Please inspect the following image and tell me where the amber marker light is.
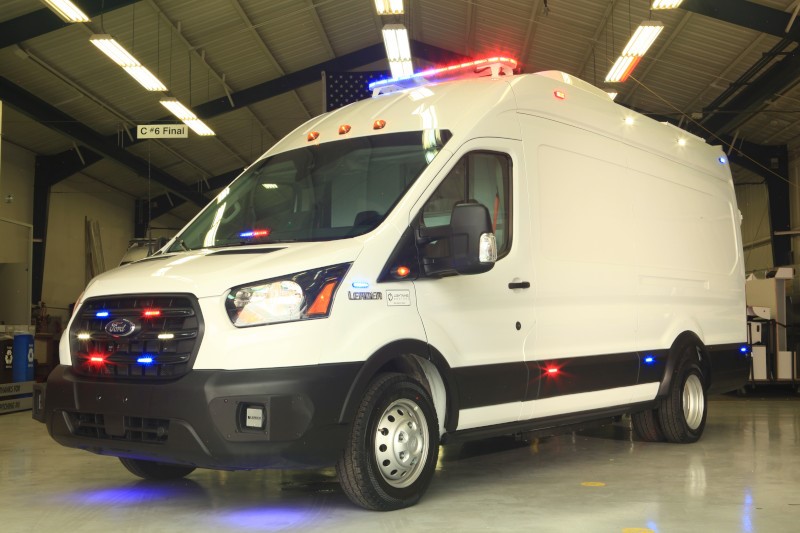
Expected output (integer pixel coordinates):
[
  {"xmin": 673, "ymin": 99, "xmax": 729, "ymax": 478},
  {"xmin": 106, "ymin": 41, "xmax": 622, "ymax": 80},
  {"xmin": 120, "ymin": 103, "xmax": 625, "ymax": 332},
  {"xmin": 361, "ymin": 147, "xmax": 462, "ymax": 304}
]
[
  {"xmin": 339, "ymin": 124, "xmax": 351, "ymax": 135},
  {"xmin": 394, "ymin": 265, "xmax": 411, "ymax": 278},
  {"xmin": 307, "ymin": 131, "xmax": 320, "ymax": 142},
  {"xmin": 373, "ymin": 119, "xmax": 386, "ymax": 130},
  {"xmin": 307, "ymin": 281, "xmax": 338, "ymax": 316}
]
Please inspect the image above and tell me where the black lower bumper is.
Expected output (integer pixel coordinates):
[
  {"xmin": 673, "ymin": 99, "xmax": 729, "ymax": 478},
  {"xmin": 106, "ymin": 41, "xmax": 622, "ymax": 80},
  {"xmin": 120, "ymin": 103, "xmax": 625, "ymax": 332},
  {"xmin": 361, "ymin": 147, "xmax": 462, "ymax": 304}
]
[
  {"xmin": 37, "ymin": 363, "xmax": 362, "ymax": 470},
  {"xmin": 707, "ymin": 344, "xmax": 750, "ymax": 395}
]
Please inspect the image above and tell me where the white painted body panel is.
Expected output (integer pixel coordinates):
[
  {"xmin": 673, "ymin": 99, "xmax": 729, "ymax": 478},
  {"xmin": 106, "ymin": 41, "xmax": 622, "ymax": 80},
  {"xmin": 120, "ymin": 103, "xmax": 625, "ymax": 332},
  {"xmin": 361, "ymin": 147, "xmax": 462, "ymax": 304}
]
[{"xmin": 61, "ymin": 70, "xmax": 746, "ymax": 435}]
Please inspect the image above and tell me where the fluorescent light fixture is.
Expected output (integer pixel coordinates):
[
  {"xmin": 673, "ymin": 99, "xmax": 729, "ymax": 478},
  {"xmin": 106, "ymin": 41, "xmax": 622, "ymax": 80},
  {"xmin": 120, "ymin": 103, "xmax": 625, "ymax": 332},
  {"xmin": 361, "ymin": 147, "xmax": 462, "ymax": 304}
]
[
  {"xmin": 621, "ymin": 21, "xmax": 664, "ymax": 57},
  {"xmin": 651, "ymin": 0, "xmax": 683, "ymax": 9},
  {"xmin": 160, "ymin": 97, "xmax": 195, "ymax": 120},
  {"xmin": 41, "ymin": 0, "xmax": 90, "ymax": 22},
  {"xmin": 160, "ymin": 98, "xmax": 216, "ymax": 136},
  {"xmin": 90, "ymin": 34, "xmax": 167, "ymax": 91},
  {"xmin": 605, "ymin": 55, "xmax": 641, "ymax": 83},
  {"xmin": 382, "ymin": 24, "xmax": 411, "ymax": 61},
  {"xmin": 389, "ymin": 59, "xmax": 414, "ymax": 79},
  {"xmin": 123, "ymin": 65, "xmax": 167, "ymax": 91},
  {"xmin": 375, "ymin": 0, "xmax": 404, "ymax": 14},
  {"xmin": 90, "ymin": 34, "xmax": 140, "ymax": 67}
]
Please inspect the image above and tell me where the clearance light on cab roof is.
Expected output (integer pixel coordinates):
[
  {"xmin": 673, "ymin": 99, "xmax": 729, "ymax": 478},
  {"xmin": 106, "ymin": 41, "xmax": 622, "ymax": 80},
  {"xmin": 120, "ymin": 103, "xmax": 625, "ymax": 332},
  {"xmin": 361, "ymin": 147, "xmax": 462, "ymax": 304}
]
[
  {"xmin": 307, "ymin": 131, "xmax": 320, "ymax": 142},
  {"xmin": 369, "ymin": 57, "xmax": 518, "ymax": 95},
  {"xmin": 373, "ymin": 119, "xmax": 386, "ymax": 130},
  {"xmin": 339, "ymin": 124, "xmax": 351, "ymax": 135},
  {"xmin": 554, "ymin": 90, "xmax": 567, "ymax": 100}
]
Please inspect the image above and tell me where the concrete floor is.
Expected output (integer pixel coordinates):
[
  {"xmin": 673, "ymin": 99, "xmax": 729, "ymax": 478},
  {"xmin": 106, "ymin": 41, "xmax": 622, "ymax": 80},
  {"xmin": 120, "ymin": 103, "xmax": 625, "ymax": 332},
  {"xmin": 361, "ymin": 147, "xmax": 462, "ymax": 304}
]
[{"xmin": 1, "ymin": 396, "xmax": 799, "ymax": 532}]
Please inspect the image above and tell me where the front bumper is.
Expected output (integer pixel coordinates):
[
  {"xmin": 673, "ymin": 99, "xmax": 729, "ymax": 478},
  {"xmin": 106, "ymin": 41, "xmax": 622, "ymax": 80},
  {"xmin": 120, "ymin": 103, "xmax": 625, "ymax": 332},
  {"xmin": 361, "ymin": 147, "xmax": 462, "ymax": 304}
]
[{"xmin": 36, "ymin": 363, "xmax": 361, "ymax": 470}]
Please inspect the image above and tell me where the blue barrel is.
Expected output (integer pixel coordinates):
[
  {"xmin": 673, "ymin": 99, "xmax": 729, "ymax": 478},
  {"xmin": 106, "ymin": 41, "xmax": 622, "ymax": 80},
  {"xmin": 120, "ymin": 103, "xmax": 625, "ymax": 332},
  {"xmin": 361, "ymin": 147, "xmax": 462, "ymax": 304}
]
[{"xmin": 12, "ymin": 333, "xmax": 34, "ymax": 382}]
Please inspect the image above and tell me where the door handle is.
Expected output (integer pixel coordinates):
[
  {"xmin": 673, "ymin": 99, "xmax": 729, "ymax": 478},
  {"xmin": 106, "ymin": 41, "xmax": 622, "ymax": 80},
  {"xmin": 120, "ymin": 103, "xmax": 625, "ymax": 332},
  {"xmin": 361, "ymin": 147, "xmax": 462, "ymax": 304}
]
[{"xmin": 508, "ymin": 281, "xmax": 531, "ymax": 290}]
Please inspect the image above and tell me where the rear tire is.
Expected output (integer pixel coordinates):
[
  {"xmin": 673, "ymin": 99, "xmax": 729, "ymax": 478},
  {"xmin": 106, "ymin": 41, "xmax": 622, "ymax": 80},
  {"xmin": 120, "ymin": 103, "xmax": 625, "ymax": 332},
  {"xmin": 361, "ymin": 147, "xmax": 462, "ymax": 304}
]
[
  {"xmin": 658, "ymin": 347, "xmax": 707, "ymax": 444},
  {"xmin": 631, "ymin": 408, "xmax": 665, "ymax": 442},
  {"xmin": 336, "ymin": 373, "xmax": 439, "ymax": 511},
  {"xmin": 119, "ymin": 457, "xmax": 196, "ymax": 480}
]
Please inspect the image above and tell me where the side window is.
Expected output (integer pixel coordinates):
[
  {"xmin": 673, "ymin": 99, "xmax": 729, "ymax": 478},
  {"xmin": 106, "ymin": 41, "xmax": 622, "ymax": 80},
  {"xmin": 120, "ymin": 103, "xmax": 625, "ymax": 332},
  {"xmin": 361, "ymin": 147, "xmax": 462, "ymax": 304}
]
[{"xmin": 421, "ymin": 151, "xmax": 512, "ymax": 255}]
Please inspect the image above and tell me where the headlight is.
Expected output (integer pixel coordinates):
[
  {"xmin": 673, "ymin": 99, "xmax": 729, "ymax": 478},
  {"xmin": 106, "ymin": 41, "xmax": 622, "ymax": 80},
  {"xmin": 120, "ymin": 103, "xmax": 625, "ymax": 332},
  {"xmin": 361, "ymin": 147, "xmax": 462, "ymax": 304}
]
[{"xmin": 225, "ymin": 263, "xmax": 351, "ymax": 327}]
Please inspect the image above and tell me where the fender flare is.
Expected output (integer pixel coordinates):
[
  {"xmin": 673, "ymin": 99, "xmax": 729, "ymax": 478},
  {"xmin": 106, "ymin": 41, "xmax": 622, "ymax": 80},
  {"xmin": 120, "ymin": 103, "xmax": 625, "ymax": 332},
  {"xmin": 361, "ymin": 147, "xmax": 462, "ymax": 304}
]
[
  {"xmin": 656, "ymin": 331, "xmax": 710, "ymax": 398},
  {"xmin": 338, "ymin": 339, "xmax": 460, "ymax": 432}
]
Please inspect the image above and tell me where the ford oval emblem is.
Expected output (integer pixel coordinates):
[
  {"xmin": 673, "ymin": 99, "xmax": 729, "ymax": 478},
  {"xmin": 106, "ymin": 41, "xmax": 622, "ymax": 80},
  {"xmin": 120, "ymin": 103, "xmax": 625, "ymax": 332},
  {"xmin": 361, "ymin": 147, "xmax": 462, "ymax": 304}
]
[{"xmin": 104, "ymin": 318, "xmax": 137, "ymax": 337}]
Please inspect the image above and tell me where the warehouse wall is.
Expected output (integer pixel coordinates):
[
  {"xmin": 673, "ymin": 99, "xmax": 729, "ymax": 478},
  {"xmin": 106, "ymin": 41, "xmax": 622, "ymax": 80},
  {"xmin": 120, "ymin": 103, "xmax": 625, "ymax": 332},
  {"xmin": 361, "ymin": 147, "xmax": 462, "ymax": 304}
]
[
  {"xmin": 736, "ymin": 181, "xmax": 773, "ymax": 274},
  {"xmin": 41, "ymin": 177, "xmax": 134, "ymax": 327},
  {"xmin": 0, "ymin": 139, "xmax": 34, "ymax": 325}
]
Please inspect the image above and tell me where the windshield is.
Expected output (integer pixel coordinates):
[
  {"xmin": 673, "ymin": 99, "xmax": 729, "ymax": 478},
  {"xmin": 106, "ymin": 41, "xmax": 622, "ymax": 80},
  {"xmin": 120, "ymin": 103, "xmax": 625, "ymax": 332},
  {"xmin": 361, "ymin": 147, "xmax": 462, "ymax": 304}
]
[{"xmin": 169, "ymin": 130, "xmax": 452, "ymax": 251}]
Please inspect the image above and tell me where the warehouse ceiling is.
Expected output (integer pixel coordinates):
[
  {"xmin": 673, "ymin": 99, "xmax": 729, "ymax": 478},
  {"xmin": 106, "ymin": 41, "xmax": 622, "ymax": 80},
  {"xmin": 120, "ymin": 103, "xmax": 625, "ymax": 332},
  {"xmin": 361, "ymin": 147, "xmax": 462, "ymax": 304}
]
[{"xmin": 2, "ymin": 0, "xmax": 800, "ymax": 226}]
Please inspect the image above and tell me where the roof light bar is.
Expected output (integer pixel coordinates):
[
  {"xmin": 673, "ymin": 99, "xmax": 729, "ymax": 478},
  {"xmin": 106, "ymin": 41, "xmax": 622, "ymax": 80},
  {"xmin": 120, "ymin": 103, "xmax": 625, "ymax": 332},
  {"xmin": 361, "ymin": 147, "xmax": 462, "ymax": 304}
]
[
  {"xmin": 375, "ymin": 0, "xmax": 404, "ymax": 15},
  {"xmin": 651, "ymin": 0, "xmax": 683, "ymax": 9},
  {"xmin": 42, "ymin": 0, "xmax": 90, "ymax": 22},
  {"xmin": 369, "ymin": 57, "xmax": 518, "ymax": 95},
  {"xmin": 160, "ymin": 98, "xmax": 216, "ymax": 136}
]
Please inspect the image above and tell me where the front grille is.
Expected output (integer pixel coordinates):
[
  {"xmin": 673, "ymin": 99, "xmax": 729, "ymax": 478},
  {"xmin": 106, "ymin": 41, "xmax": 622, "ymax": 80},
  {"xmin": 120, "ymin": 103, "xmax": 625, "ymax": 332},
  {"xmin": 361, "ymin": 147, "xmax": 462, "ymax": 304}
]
[
  {"xmin": 66, "ymin": 412, "xmax": 169, "ymax": 443},
  {"xmin": 70, "ymin": 294, "xmax": 203, "ymax": 380}
]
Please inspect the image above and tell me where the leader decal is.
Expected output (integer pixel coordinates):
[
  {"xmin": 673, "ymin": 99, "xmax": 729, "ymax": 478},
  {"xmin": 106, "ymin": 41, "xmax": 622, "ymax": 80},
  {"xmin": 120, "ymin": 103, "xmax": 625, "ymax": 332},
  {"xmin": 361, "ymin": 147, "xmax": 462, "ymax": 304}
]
[{"xmin": 348, "ymin": 291, "xmax": 383, "ymax": 301}]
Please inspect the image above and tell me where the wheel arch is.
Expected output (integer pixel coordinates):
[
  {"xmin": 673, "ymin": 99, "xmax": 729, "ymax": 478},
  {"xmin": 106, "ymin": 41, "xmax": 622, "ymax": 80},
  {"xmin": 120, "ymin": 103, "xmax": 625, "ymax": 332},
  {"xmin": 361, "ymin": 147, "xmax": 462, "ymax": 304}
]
[
  {"xmin": 656, "ymin": 331, "xmax": 711, "ymax": 398},
  {"xmin": 338, "ymin": 340, "xmax": 460, "ymax": 435}
]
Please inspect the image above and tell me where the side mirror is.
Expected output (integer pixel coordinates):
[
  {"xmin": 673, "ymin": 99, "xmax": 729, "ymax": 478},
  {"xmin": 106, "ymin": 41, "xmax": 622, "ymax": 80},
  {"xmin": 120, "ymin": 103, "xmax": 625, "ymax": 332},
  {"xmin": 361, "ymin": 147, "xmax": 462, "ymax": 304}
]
[{"xmin": 450, "ymin": 202, "xmax": 497, "ymax": 274}]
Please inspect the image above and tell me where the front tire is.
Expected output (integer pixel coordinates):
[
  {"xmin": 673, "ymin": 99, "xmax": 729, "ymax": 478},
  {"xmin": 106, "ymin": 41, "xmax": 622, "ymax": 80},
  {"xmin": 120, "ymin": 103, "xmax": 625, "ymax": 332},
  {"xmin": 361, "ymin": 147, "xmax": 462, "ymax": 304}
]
[
  {"xmin": 336, "ymin": 373, "xmax": 439, "ymax": 511},
  {"xmin": 658, "ymin": 348, "xmax": 707, "ymax": 443},
  {"xmin": 119, "ymin": 457, "xmax": 196, "ymax": 480}
]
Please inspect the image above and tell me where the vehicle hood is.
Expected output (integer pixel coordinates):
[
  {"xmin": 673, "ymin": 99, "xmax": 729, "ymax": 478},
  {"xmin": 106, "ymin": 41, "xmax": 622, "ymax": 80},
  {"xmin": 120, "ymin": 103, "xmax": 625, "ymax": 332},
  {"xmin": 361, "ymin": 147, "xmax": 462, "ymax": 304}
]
[{"xmin": 83, "ymin": 240, "xmax": 363, "ymax": 299}]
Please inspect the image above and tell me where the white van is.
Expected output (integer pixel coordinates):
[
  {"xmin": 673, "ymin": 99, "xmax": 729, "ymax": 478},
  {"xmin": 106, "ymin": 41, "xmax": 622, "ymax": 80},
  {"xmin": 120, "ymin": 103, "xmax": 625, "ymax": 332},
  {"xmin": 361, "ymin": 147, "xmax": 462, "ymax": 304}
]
[{"xmin": 34, "ymin": 59, "xmax": 749, "ymax": 511}]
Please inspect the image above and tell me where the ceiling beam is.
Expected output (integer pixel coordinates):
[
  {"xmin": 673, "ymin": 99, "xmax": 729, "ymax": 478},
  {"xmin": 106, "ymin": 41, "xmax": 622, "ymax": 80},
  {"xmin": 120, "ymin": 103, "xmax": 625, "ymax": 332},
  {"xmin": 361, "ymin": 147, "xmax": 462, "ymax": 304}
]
[
  {"xmin": 0, "ymin": 76, "xmax": 208, "ymax": 207},
  {"xmin": 700, "ymin": 44, "xmax": 800, "ymax": 135},
  {"xmin": 0, "ymin": 0, "xmax": 141, "ymax": 49},
  {"xmin": 681, "ymin": 0, "xmax": 800, "ymax": 41}
]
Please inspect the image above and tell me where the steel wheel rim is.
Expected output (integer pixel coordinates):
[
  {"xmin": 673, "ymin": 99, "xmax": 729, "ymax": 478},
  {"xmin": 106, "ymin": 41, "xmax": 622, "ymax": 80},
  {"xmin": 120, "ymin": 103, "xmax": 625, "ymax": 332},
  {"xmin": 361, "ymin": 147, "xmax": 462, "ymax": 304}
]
[
  {"xmin": 374, "ymin": 398, "xmax": 429, "ymax": 488},
  {"xmin": 682, "ymin": 374, "xmax": 705, "ymax": 430}
]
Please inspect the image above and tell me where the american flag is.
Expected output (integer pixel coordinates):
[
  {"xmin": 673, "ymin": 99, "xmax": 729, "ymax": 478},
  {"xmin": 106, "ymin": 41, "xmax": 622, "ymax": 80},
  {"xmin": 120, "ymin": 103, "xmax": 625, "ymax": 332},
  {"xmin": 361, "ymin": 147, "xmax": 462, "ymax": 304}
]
[{"xmin": 323, "ymin": 70, "xmax": 390, "ymax": 111}]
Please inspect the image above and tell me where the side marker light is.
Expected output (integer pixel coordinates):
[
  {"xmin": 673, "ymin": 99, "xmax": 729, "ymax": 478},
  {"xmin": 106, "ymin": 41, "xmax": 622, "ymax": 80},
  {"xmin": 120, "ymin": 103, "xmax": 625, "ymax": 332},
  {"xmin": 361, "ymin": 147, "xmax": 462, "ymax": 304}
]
[
  {"xmin": 307, "ymin": 281, "xmax": 338, "ymax": 316},
  {"xmin": 394, "ymin": 265, "xmax": 411, "ymax": 278}
]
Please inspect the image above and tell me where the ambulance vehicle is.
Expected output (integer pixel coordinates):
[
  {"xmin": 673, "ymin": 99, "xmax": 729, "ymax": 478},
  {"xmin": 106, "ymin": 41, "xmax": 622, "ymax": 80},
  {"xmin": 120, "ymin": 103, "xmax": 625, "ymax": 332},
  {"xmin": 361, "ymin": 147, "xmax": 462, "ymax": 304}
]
[{"xmin": 34, "ymin": 58, "xmax": 750, "ymax": 511}]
